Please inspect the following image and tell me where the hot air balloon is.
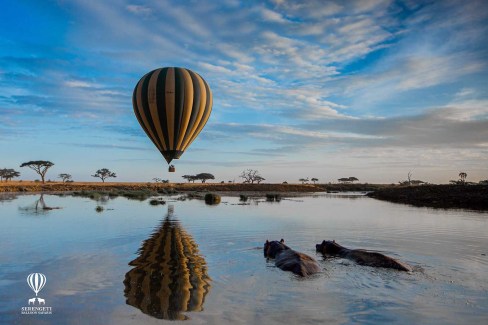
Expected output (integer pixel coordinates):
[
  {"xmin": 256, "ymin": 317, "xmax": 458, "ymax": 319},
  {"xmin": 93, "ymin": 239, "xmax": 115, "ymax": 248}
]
[{"xmin": 132, "ymin": 67, "xmax": 213, "ymax": 172}]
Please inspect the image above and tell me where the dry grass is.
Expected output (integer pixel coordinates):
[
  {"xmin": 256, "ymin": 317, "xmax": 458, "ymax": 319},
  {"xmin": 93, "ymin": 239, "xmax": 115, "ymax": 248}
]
[{"xmin": 0, "ymin": 181, "xmax": 324, "ymax": 193}]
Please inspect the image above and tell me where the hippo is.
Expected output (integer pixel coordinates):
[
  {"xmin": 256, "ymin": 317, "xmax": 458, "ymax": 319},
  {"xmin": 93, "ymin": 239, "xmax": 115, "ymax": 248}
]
[
  {"xmin": 315, "ymin": 240, "xmax": 412, "ymax": 272},
  {"xmin": 264, "ymin": 239, "xmax": 321, "ymax": 277}
]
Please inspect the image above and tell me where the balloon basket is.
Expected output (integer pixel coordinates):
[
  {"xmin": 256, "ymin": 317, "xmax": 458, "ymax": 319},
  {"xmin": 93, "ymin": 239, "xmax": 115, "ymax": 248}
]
[{"xmin": 169, "ymin": 165, "xmax": 175, "ymax": 173}]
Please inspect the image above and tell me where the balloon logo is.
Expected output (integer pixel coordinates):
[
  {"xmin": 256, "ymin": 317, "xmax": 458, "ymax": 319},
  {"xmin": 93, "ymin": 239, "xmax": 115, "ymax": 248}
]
[
  {"xmin": 132, "ymin": 67, "xmax": 213, "ymax": 172},
  {"xmin": 27, "ymin": 273, "xmax": 46, "ymax": 296}
]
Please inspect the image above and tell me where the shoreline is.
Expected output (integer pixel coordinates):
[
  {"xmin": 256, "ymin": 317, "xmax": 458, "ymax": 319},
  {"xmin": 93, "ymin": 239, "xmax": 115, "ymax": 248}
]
[
  {"xmin": 367, "ymin": 184, "xmax": 488, "ymax": 211},
  {"xmin": 1, "ymin": 182, "xmax": 487, "ymax": 211}
]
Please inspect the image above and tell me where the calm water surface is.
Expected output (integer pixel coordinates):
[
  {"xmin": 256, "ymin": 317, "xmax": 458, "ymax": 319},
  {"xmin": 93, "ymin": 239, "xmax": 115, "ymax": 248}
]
[{"xmin": 1, "ymin": 193, "xmax": 487, "ymax": 324}]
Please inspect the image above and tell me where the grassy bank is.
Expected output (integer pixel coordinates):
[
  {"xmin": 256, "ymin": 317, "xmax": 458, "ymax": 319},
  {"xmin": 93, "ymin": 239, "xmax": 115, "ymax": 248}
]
[
  {"xmin": 0, "ymin": 181, "xmax": 324, "ymax": 193},
  {"xmin": 367, "ymin": 185, "xmax": 488, "ymax": 211}
]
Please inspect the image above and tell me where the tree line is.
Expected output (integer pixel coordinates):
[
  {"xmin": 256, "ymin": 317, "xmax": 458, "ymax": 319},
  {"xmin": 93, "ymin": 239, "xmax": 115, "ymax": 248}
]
[
  {"xmin": 0, "ymin": 160, "xmax": 118, "ymax": 183},
  {"xmin": 4, "ymin": 162, "xmax": 485, "ymax": 185}
]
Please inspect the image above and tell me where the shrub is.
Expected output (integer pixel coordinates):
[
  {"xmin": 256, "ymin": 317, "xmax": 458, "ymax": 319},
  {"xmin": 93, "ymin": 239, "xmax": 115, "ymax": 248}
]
[{"xmin": 204, "ymin": 193, "xmax": 221, "ymax": 205}]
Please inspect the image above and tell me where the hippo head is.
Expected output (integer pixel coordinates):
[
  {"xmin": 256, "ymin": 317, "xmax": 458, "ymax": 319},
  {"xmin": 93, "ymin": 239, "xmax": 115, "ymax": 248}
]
[
  {"xmin": 264, "ymin": 239, "xmax": 289, "ymax": 258},
  {"xmin": 316, "ymin": 240, "xmax": 342, "ymax": 255}
]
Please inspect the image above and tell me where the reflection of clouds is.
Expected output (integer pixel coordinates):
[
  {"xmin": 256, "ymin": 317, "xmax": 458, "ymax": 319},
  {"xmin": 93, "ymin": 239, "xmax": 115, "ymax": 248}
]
[
  {"xmin": 48, "ymin": 254, "xmax": 118, "ymax": 296},
  {"xmin": 124, "ymin": 205, "xmax": 211, "ymax": 320}
]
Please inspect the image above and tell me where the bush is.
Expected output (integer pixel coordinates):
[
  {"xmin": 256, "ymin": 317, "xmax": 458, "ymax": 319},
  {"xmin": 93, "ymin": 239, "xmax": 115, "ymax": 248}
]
[{"xmin": 204, "ymin": 193, "xmax": 221, "ymax": 205}]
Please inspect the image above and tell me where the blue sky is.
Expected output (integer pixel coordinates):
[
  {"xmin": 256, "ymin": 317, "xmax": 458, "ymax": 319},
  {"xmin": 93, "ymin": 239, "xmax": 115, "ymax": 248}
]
[{"xmin": 1, "ymin": 0, "xmax": 487, "ymax": 183}]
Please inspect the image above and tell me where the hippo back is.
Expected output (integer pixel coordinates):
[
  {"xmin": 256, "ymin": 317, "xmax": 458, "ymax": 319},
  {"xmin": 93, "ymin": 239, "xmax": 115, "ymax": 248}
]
[{"xmin": 275, "ymin": 250, "xmax": 321, "ymax": 277}]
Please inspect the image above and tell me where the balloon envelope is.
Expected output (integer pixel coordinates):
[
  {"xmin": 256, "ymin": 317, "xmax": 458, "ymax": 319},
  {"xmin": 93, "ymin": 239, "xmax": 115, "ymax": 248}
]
[{"xmin": 132, "ymin": 67, "xmax": 212, "ymax": 164}]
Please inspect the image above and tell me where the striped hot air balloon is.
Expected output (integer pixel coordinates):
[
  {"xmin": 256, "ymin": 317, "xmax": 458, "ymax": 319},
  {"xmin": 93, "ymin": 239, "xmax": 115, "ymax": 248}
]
[{"xmin": 132, "ymin": 67, "xmax": 213, "ymax": 172}]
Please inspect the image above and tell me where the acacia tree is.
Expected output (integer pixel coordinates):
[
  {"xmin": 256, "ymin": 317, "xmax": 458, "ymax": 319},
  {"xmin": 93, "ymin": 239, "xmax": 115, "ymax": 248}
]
[
  {"xmin": 348, "ymin": 177, "xmax": 358, "ymax": 183},
  {"xmin": 254, "ymin": 175, "xmax": 265, "ymax": 184},
  {"xmin": 58, "ymin": 173, "xmax": 72, "ymax": 183},
  {"xmin": 0, "ymin": 168, "xmax": 20, "ymax": 182},
  {"xmin": 239, "ymin": 169, "xmax": 263, "ymax": 184},
  {"xmin": 195, "ymin": 173, "xmax": 214, "ymax": 183},
  {"xmin": 459, "ymin": 172, "xmax": 467, "ymax": 184},
  {"xmin": 311, "ymin": 177, "xmax": 319, "ymax": 184},
  {"xmin": 299, "ymin": 178, "xmax": 309, "ymax": 184},
  {"xmin": 0, "ymin": 168, "xmax": 6, "ymax": 182},
  {"xmin": 92, "ymin": 168, "xmax": 116, "ymax": 183},
  {"xmin": 182, "ymin": 175, "xmax": 197, "ymax": 183},
  {"xmin": 20, "ymin": 161, "xmax": 54, "ymax": 183}
]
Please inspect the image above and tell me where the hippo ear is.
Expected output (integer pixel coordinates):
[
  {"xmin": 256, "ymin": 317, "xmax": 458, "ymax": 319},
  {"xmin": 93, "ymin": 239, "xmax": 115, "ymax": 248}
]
[
  {"xmin": 280, "ymin": 238, "xmax": 284, "ymax": 243},
  {"xmin": 333, "ymin": 240, "xmax": 335, "ymax": 243},
  {"xmin": 322, "ymin": 240, "xmax": 326, "ymax": 244},
  {"xmin": 266, "ymin": 240, "xmax": 269, "ymax": 244}
]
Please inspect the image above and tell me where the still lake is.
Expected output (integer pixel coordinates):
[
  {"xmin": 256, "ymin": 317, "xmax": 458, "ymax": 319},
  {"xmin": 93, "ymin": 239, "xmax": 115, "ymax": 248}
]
[{"xmin": 1, "ymin": 193, "xmax": 487, "ymax": 324}]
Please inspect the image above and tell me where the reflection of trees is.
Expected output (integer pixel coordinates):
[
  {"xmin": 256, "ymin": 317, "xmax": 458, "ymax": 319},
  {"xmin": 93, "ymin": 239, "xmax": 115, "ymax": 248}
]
[
  {"xmin": 124, "ymin": 205, "xmax": 211, "ymax": 320},
  {"xmin": 18, "ymin": 194, "xmax": 61, "ymax": 215}
]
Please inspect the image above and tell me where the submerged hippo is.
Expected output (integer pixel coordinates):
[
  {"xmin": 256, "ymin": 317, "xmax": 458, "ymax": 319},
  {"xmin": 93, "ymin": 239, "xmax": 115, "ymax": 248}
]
[
  {"xmin": 264, "ymin": 239, "xmax": 321, "ymax": 277},
  {"xmin": 315, "ymin": 240, "xmax": 412, "ymax": 272}
]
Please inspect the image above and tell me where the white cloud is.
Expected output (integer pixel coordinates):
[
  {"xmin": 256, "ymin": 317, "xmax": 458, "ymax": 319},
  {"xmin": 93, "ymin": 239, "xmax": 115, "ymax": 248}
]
[
  {"xmin": 126, "ymin": 4, "xmax": 152, "ymax": 15},
  {"xmin": 259, "ymin": 7, "xmax": 289, "ymax": 23},
  {"xmin": 397, "ymin": 54, "xmax": 484, "ymax": 91},
  {"xmin": 65, "ymin": 80, "xmax": 94, "ymax": 88}
]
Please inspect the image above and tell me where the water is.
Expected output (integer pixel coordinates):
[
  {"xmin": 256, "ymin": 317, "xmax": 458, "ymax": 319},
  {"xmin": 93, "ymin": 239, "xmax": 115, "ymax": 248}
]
[{"xmin": 1, "ymin": 193, "xmax": 487, "ymax": 324}]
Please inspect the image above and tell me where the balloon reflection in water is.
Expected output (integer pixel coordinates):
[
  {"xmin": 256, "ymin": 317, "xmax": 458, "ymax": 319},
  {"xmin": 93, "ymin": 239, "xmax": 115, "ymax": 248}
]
[{"xmin": 124, "ymin": 205, "xmax": 211, "ymax": 320}]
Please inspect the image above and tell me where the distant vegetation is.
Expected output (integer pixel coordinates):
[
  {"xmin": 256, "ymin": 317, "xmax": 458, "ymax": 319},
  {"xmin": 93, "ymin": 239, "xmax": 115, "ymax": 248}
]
[
  {"xmin": 299, "ymin": 178, "xmax": 309, "ymax": 184},
  {"xmin": 449, "ymin": 172, "xmax": 477, "ymax": 185},
  {"xmin": 92, "ymin": 168, "xmax": 116, "ymax": 183},
  {"xmin": 181, "ymin": 173, "xmax": 215, "ymax": 183},
  {"xmin": 338, "ymin": 177, "xmax": 358, "ymax": 184},
  {"xmin": 20, "ymin": 160, "xmax": 54, "ymax": 183},
  {"xmin": 153, "ymin": 178, "xmax": 169, "ymax": 183},
  {"xmin": 459, "ymin": 172, "xmax": 467, "ymax": 184},
  {"xmin": 398, "ymin": 171, "xmax": 426, "ymax": 186},
  {"xmin": 239, "ymin": 169, "xmax": 264, "ymax": 183},
  {"xmin": 58, "ymin": 173, "xmax": 72, "ymax": 183},
  {"xmin": 0, "ymin": 168, "xmax": 20, "ymax": 182}
]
